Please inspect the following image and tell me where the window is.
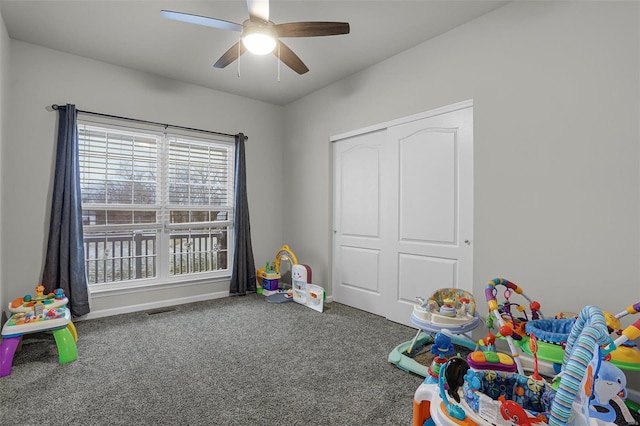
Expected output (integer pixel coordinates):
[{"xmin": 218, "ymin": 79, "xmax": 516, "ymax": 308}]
[{"xmin": 78, "ymin": 119, "xmax": 235, "ymax": 288}]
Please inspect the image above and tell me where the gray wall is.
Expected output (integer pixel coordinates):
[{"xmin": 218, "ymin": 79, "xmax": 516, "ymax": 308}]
[
  {"xmin": 0, "ymin": 8, "xmax": 9, "ymax": 319},
  {"xmin": 4, "ymin": 41, "xmax": 284, "ymax": 317},
  {"xmin": 283, "ymin": 1, "xmax": 640, "ymax": 319}
]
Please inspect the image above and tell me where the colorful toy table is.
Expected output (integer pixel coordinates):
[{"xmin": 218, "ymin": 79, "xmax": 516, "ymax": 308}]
[{"xmin": 0, "ymin": 292, "xmax": 78, "ymax": 377}]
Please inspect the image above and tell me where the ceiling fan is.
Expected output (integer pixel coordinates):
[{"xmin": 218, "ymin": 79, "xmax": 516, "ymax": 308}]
[{"xmin": 160, "ymin": 0, "xmax": 350, "ymax": 75}]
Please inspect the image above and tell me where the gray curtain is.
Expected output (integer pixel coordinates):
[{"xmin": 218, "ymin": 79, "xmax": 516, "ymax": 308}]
[
  {"xmin": 230, "ymin": 133, "xmax": 256, "ymax": 295},
  {"xmin": 42, "ymin": 104, "xmax": 90, "ymax": 317}
]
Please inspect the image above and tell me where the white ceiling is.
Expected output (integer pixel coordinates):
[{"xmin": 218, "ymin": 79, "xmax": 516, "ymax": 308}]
[{"xmin": 0, "ymin": 0, "xmax": 509, "ymax": 106}]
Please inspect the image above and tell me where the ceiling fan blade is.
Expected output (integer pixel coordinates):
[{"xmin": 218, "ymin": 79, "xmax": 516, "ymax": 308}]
[
  {"xmin": 275, "ymin": 22, "xmax": 350, "ymax": 38},
  {"xmin": 274, "ymin": 41, "xmax": 309, "ymax": 75},
  {"xmin": 246, "ymin": 0, "xmax": 269, "ymax": 23},
  {"xmin": 160, "ymin": 10, "xmax": 243, "ymax": 32},
  {"xmin": 214, "ymin": 42, "xmax": 247, "ymax": 69}
]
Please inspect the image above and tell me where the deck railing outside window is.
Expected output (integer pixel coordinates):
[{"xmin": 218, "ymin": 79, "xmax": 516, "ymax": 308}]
[{"xmin": 84, "ymin": 230, "xmax": 229, "ymax": 284}]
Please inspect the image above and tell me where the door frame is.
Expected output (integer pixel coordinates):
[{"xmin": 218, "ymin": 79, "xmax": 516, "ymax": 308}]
[{"xmin": 330, "ymin": 99, "xmax": 473, "ymax": 143}]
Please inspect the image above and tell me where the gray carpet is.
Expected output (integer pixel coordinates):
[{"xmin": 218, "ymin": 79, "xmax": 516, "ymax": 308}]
[{"xmin": 0, "ymin": 295, "xmax": 423, "ymax": 425}]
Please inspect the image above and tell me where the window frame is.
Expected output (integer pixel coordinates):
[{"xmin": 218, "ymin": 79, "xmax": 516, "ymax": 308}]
[{"xmin": 77, "ymin": 116, "xmax": 235, "ymax": 294}]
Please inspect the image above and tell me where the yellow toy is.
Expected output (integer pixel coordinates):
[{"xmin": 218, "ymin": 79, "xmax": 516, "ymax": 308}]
[{"xmin": 256, "ymin": 244, "xmax": 299, "ymax": 286}]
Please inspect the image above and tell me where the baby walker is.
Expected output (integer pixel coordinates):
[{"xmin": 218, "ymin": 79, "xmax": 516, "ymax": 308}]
[
  {"xmin": 413, "ymin": 304, "xmax": 633, "ymax": 426},
  {"xmin": 389, "ymin": 288, "xmax": 482, "ymax": 379}
]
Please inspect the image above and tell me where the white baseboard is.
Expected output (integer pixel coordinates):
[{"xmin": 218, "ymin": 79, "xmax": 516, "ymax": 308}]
[
  {"xmin": 628, "ymin": 388, "xmax": 640, "ymax": 406},
  {"xmin": 81, "ymin": 291, "xmax": 333, "ymax": 322},
  {"xmin": 77, "ymin": 291, "xmax": 229, "ymax": 321}
]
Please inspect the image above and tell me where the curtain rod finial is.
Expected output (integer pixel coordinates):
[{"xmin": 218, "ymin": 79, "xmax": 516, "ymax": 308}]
[{"xmin": 47, "ymin": 104, "xmax": 59, "ymax": 112}]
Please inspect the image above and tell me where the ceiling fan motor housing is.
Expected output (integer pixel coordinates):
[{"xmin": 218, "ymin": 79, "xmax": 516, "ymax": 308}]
[{"xmin": 241, "ymin": 20, "xmax": 278, "ymax": 55}]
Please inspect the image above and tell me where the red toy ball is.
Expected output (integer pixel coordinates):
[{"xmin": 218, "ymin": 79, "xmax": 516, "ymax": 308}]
[{"xmin": 499, "ymin": 325, "xmax": 513, "ymax": 337}]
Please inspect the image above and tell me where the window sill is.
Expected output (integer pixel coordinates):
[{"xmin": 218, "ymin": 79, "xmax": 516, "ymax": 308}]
[{"xmin": 89, "ymin": 275, "xmax": 230, "ymax": 299}]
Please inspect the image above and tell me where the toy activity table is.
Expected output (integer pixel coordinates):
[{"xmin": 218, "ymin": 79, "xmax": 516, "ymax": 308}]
[{"xmin": 0, "ymin": 287, "xmax": 78, "ymax": 377}]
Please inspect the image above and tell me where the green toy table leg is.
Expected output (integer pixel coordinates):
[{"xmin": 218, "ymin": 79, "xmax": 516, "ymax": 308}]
[{"xmin": 52, "ymin": 327, "xmax": 78, "ymax": 364}]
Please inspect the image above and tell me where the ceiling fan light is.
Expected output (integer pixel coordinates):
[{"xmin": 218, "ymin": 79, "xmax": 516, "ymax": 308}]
[{"xmin": 242, "ymin": 32, "xmax": 276, "ymax": 55}]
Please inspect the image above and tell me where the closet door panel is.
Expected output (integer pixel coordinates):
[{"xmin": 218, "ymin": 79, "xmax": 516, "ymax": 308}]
[
  {"xmin": 386, "ymin": 106, "xmax": 473, "ymax": 325},
  {"xmin": 399, "ymin": 129, "xmax": 456, "ymax": 243},
  {"xmin": 340, "ymin": 146, "xmax": 380, "ymax": 238},
  {"xmin": 397, "ymin": 253, "xmax": 456, "ymax": 303},
  {"xmin": 332, "ymin": 130, "xmax": 390, "ymax": 316}
]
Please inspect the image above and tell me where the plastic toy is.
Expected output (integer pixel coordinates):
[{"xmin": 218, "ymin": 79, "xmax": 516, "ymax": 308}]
[
  {"xmin": 413, "ymin": 305, "xmax": 626, "ymax": 426},
  {"xmin": 484, "ymin": 278, "xmax": 640, "ymax": 422},
  {"xmin": 498, "ymin": 395, "xmax": 548, "ymax": 425},
  {"xmin": 465, "ymin": 330, "xmax": 520, "ymax": 374},
  {"xmin": 523, "ymin": 302, "xmax": 640, "ymax": 372},
  {"xmin": 427, "ymin": 332, "xmax": 456, "ymax": 381},
  {"xmin": 603, "ymin": 302, "xmax": 640, "ymax": 370},
  {"xmin": 257, "ymin": 245, "xmax": 323, "ymax": 310},
  {"xmin": 412, "ymin": 289, "xmax": 481, "ymax": 334},
  {"xmin": 484, "ymin": 278, "xmax": 640, "ymax": 375},
  {"xmin": 1, "ymin": 286, "xmax": 78, "ymax": 377},
  {"xmin": 292, "ymin": 264, "xmax": 312, "ymax": 299},
  {"xmin": 466, "ymin": 348, "xmax": 517, "ymax": 373},
  {"xmin": 256, "ymin": 244, "xmax": 299, "ymax": 291},
  {"xmin": 258, "ymin": 261, "xmax": 281, "ymax": 292},
  {"xmin": 588, "ymin": 360, "xmax": 633, "ymax": 424},
  {"xmin": 389, "ymin": 288, "xmax": 480, "ymax": 379},
  {"xmin": 475, "ymin": 331, "xmax": 496, "ymax": 352},
  {"xmin": 528, "ymin": 333, "xmax": 543, "ymax": 381},
  {"xmin": 292, "ymin": 264, "xmax": 324, "ymax": 312},
  {"xmin": 438, "ymin": 357, "xmax": 468, "ymax": 421},
  {"xmin": 389, "ymin": 332, "xmax": 477, "ymax": 378},
  {"xmin": 485, "ymin": 278, "xmax": 543, "ymax": 376}
]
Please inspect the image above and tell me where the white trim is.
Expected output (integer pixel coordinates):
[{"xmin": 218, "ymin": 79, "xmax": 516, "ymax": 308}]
[
  {"xmin": 83, "ymin": 204, "xmax": 161, "ymax": 210},
  {"xmin": 78, "ymin": 290, "xmax": 229, "ymax": 321},
  {"xmin": 628, "ymin": 388, "xmax": 640, "ymax": 406},
  {"xmin": 84, "ymin": 223, "xmax": 162, "ymax": 232},
  {"xmin": 79, "ymin": 117, "xmax": 236, "ymax": 288},
  {"xmin": 89, "ymin": 275, "xmax": 229, "ymax": 297},
  {"xmin": 165, "ymin": 221, "xmax": 231, "ymax": 230},
  {"xmin": 330, "ymin": 99, "xmax": 473, "ymax": 142},
  {"xmin": 79, "ymin": 115, "xmax": 167, "ymax": 137},
  {"xmin": 82, "ymin": 292, "xmax": 334, "ymax": 321},
  {"xmin": 167, "ymin": 130, "xmax": 235, "ymax": 145}
]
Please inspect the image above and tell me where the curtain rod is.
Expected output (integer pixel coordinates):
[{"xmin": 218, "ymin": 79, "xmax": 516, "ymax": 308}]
[{"xmin": 50, "ymin": 104, "xmax": 247, "ymax": 140}]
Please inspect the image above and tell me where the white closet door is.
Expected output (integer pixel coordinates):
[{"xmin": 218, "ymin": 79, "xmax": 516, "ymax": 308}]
[
  {"xmin": 332, "ymin": 103, "xmax": 473, "ymax": 327},
  {"xmin": 385, "ymin": 106, "xmax": 474, "ymax": 325},
  {"xmin": 332, "ymin": 129, "xmax": 392, "ymax": 317}
]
